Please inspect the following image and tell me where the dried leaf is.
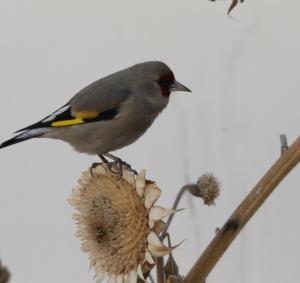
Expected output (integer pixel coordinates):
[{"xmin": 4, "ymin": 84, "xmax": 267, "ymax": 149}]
[
  {"xmin": 228, "ymin": 0, "xmax": 238, "ymax": 15},
  {"xmin": 164, "ymin": 253, "xmax": 179, "ymax": 279},
  {"xmin": 228, "ymin": 0, "xmax": 246, "ymax": 15},
  {"xmin": 0, "ymin": 262, "xmax": 10, "ymax": 283},
  {"xmin": 209, "ymin": 0, "xmax": 245, "ymax": 15}
]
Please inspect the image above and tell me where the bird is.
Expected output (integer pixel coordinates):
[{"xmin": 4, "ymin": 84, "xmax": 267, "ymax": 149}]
[{"xmin": 0, "ymin": 61, "xmax": 191, "ymax": 174}]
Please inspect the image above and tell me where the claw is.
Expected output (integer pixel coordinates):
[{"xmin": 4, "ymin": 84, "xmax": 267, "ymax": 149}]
[
  {"xmin": 90, "ymin": 162, "xmax": 101, "ymax": 177},
  {"xmin": 106, "ymin": 160, "xmax": 137, "ymax": 177},
  {"xmin": 98, "ymin": 153, "xmax": 138, "ymax": 177},
  {"xmin": 107, "ymin": 162, "xmax": 122, "ymax": 176}
]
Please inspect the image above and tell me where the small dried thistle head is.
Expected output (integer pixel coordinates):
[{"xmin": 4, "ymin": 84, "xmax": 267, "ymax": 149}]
[
  {"xmin": 189, "ymin": 173, "xmax": 220, "ymax": 206},
  {"xmin": 70, "ymin": 164, "xmax": 179, "ymax": 283}
]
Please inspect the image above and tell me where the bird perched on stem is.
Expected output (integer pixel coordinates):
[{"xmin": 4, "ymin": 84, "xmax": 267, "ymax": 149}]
[{"xmin": 0, "ymin": 61, "xmax": 191, "ymax": 174}]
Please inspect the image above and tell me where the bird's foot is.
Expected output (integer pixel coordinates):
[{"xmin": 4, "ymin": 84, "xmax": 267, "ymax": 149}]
[
  {"xmin": 107, "ymin": 159, "xmax": 138, "ymax": 177},
  {"xmin": 98, "ymin": 153, "xmax": 138, "ymax": 177}
]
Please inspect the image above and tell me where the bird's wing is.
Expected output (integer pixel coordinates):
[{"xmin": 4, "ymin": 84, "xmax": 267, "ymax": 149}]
[
  {"xmin": 68, "ymin": 76, "xmax": 131, "ymax": 113},
  {"xmin": 16, "ymin": 79, "xmax": 131, "ymax": 132}
]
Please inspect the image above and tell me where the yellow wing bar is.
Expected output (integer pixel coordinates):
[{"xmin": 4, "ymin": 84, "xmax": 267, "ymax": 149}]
[
  {"xmin": 51, "ymin": 118, "xmax": 84, "ymax": 127},
  {"xmin": 51, "ymin": 111, "xmax": 99, "ymax": 127}
]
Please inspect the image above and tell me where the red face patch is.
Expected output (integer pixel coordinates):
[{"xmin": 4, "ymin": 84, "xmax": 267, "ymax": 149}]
[{"xmin": 157, "ymin": 74, "xmax": 175, "ymax": 97}]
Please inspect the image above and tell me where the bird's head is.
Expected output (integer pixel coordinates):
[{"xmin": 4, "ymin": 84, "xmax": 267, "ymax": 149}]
[{"xmin": 132, "ymin": 61, "xmax": 191, "ymax": 98}]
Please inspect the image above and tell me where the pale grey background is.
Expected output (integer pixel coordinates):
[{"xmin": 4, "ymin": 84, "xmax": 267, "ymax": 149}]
[{"xmin": 0, "ymin": 1, "xmax": 300, "ymax": 282}]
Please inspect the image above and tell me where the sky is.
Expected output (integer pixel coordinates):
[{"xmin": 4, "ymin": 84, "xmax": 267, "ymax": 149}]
[{"xmin": 0, "ymin": 1, "xmax": 300, "ymax": 283}]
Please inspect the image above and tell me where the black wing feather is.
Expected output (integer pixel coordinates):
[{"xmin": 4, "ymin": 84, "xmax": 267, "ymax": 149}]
[
  {"xmin": 15, "ymin": 106, "xmax": 119, "ymax": 133},
  {"xmin": 15, "ymin": 106, "xmax": 72, "ymax": 133}
]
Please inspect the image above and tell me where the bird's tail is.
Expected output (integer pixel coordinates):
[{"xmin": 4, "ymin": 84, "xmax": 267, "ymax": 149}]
[{"xmin": 0, "ymin": 129, "xmax": 44, "ymax": 149}]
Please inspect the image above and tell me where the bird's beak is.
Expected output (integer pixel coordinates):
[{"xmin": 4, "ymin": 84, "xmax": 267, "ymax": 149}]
[{"xmin": 169, "ymin": 80, "xmax": 192, "ymax": 93}]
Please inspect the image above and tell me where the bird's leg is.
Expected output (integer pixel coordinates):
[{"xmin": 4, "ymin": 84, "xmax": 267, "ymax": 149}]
[
  {"xmin": 103, "ymin": 153, "xmax": 138, "ymax": 176},
  {"xmin": 90, "ymin": 154, "xmax": 108, "ymax": 176},
  {"xmin": 98, "ymin": 154, "xmax": 109, "ymax": 163},
  {"xmin": 103, "ymin": 153, "xmax": 133, "ymax": 168}
]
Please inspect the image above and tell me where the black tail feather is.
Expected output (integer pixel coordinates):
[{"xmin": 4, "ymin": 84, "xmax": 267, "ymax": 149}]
[{"xmin": 0, "ymin": 134, "xmax": 32, "ymax": 149}]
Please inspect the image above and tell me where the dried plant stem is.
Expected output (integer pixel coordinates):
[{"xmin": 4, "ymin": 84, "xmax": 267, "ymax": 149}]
[
  {"xmin": 161, "ymin": 184, "xmax": 198, "ymax": 240},
  {"xmin": 184, "ymin": 136, "xmax": 300, "ymax": 283},
  {"xmin": 280, "ymin": 134, "xmax": 289, "ymax": 154},
  {"xmin": 157, "ymin": 257, "xmax": 165, "ymax": 283},
  {"xmin": 157, "ymin": 184, "xmax": 191, "ymax": 283}
]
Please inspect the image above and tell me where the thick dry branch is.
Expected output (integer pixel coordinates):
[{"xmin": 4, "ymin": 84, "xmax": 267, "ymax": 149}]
[{"xmin": 184, "ymin": 136, "xmax": 300, "ymax": 283}]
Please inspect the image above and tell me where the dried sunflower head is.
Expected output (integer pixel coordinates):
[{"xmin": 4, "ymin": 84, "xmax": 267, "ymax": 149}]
[{"xmin": 69, "ymin": 164, "xmax": 178, "ymax": 283}]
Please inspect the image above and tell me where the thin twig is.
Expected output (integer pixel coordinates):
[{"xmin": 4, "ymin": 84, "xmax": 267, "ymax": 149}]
[
  {"xmin": 184, "ymin": 135, "xmax": 300, "ymax": 283},
  {"xmin": 161, "ymin": 184, "xmax": 198, "ymax": 240},
  {"xmin": 166, "ymin": 233, "xmax": 172, "ymax": 247},
  {"xmin": 158, "ymin": 184, "xmax": 199, "ymax": 282},
  {"xmin": 280, "ymin": 134, "xmax": 289, "ymax": 155},
  {"xmin": 158, "ymin": 183, "xmax": 208, "ymax": 281}
]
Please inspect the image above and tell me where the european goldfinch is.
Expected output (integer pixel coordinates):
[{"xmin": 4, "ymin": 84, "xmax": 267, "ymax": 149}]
[{"xmin": 0, "ymin": 61, "xmax": 191, "ymax": 169}]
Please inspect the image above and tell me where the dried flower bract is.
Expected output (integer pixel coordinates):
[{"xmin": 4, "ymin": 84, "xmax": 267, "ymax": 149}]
[{"xmin": 70, "ymin": 164, "xmax": 179, "ymax": 283}]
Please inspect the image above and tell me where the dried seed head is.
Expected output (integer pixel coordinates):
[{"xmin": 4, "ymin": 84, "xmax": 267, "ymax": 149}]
[
  {"xmin": 189, "ymin": 173, "xmax": 220, "ymax": 206},
  {"xmin": 70, "ymin": 164, "xmax": 179, "ymax": 282}
]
